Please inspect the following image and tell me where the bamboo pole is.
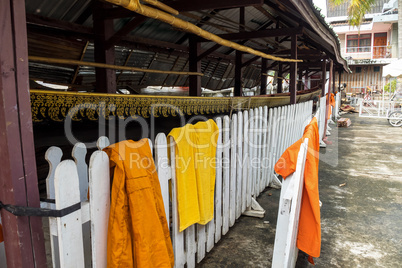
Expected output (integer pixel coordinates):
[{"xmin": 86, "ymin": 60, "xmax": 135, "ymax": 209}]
[
  {"xmin": 28, "ymin": 56, "xmax": 204, "ymax": 76},
  {"xmin": 142, "ymin": 0, "xmax": 178, "ymax": 15},
  {"xmin": 104, "ymin": 0, "xmax": 302, "ymax": 63}
]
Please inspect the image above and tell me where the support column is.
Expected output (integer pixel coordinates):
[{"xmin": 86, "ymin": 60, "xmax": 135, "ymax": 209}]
[
  {"xmin": 0, "ymin": 1, "xmax": 47, "ymax": 267},
  {"xmin": 277, "ymin": 63, "xmax": 283, "ymax": 93},
  {"xmin": 260, "ymin": 58, "xmax": 267, "ymax": 95},
  {"xmin": 234, "ymin": 7, "xmax": 245, "ymax": 97},
  {"xmin": 338, "ymin": 69, "xmax": 342, "ymax": 91},
  {"xmin": 290, "ymin": 35, "xmax": 298, "ymax": 104},
  {"xmin": 93, "ymin": 2, "xmax": 116, "ymax": 93},
  {"xmin": 234, "ymin": 51, "xmax": 243, "ymax": 96},
  {"xmin": 189, "ymin": 36, "xmax": 201, "ymax": 96},
  {"xmin": 321, "ymin": 59, "xmax": 327, "ymax": 96},
  {"xmin": 333, "ymin": 64, "xmax": 336, "ymax": 93}
]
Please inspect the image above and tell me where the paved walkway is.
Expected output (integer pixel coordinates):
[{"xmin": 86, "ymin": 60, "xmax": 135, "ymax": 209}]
[{"xmin": 198, "ymin": 113, "xmax": 402, "ymax": 267}]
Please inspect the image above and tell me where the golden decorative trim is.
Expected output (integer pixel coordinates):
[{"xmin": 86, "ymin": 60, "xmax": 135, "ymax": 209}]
[{"xmin": 30, "ymin": 90, "xmax": 320, "ymax": 122}]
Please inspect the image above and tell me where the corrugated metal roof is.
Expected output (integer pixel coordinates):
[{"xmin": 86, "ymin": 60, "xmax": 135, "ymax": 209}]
[{"xmin": 25, "ymin": 0, "xmax": 348, "ymax": 92}]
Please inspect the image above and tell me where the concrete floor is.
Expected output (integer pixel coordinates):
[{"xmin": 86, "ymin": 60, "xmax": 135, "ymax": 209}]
[{"xmin": 198, "ymin": 113, "xmax": 402, "ymax": 267}]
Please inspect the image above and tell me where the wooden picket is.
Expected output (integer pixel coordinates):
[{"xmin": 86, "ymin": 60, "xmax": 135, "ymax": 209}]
[
  {"xmin": 38, "ymin": 101, "xmax": 314, "ymax": 268},
  {"xmin": 272, "ymin": 138, "xmax": 309, "ymax": 268},
  {"xmin": 229, "ymin": 113, "xmax": 237, "ymax": 226},
  {"xmin": 214, "ymin": 117, "xmax": 223, "ymax": 243},
  {"xmin": 222, "ymin": 115, "xmax": 230, "ymax": 235}
]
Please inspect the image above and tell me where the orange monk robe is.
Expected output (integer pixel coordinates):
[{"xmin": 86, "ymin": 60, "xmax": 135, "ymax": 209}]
[
  {"xmin": 104, "ymin": 140, "xmax": 174, "ymax": 268},
  {"xmin": 275, "ymin": 117, "xmax": 321, "ymax": 264},
  {"xmin": 327, "ymin": 93, "xmax": 336, "ymax": 120}
]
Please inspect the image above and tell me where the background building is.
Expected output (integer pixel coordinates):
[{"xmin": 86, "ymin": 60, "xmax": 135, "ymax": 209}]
[{"xmin": 327, "ymin": 0, "xmax": 399, "ymax": 94}]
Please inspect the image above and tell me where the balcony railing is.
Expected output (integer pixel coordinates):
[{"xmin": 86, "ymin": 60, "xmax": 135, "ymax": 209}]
[{"xmin": 342, "ymin": 45, "xmax": 393, "ymax": 60}]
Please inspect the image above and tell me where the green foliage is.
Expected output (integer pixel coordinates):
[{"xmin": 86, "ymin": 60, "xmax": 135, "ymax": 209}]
[
  {"xmin": 384, "ymin": 80, "xmax": 397, "ymax": 93},
  {"xmin": 329, "ymin": 0, "xmax": 376, "ymax": 27}
]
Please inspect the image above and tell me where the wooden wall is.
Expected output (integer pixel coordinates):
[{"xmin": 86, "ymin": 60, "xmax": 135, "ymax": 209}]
[{"xmin": 335, "ymin": 65, "xmax": 384, "ymax": 94}]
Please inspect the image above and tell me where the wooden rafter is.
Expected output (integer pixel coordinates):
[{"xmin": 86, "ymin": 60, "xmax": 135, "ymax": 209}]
[
  {"xmin": 167, "ymin": 0, "xmax": 264, "ymax": 12},
  {"xmin": 217, "ymin": 27, "xmax": 303, "ymax": 41},
  {"xmin": 71, "ymin": 41, "xmax": 89, "ymax": 84},
  {"xmin": 105, "ymin": 16, "xmax": 147, "ymax": 49}
]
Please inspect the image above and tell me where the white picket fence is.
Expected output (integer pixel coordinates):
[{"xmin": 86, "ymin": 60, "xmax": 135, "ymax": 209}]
[{"xmin": 1, "ymin": 101, "xmax": 316, "ymax": 268}]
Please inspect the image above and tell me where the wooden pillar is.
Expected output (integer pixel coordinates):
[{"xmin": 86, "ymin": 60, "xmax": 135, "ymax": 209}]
[
  {"xmin": 290, "ymin": 35, "xmax": 298, "ymax": 104},
  {"xmin": 234, "ymin": 51, "xmax": 243, "ymax": 96},
  {"xmin": 0, "ymin": 1, "xmax": 47, "ymax": 267},
  {"xmin": 321, "ymin": 59, "xmax": 327, "ymax": 96},
  {"xmin": 234, "ymin": 7, "xmax": 245, "ymax": 97},
  {"xmin": 328, "ymin": 60, "xmax": 333, "ymax": 97},
  {"xmin": 93, "ymin": 2, "xmax": 116, "ymax": 93},
  {"xmin": 189, "ymin": 36, "xmax": 201, "ymax": 96},
  {"xmin": 277, "ymin": 63, "xmax": 283, "ymax": 93},
  {"xmin": 333, "ymin": 64, "xmax": 336, "ymax": 93},
  {"xmin": 260, "ymin": 58, "xmax": 267, "ymax": 95},
  {"xmin": 338, "ymin": 69, "xmax": 342, "ymax": 91}
]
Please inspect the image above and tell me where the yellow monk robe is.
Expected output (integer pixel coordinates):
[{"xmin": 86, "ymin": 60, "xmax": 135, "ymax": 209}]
[
  {"xmin": 275, "ymin": 117, "xmax": 321, "ymax": 264},
  {"xmin": 104, "ymin": 139, "xmax": 174, "ymax": 268},
  {"xmin": 168, "ymin": 119, "xmax": 219, "ymax": 232}
]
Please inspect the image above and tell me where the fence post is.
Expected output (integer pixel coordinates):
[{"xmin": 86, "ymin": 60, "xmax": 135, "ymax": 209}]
[
  {"xmin": 229, "ymin": 114, "xmax": 237, "ymax": 226},
  {"xmin": 236, "ymin": 112, "xmax": 243, "ymax": 218},
  {"xmin": 54, "ymin": 160, "xmax": 85, "ymax": 267},
  {"xmin": 222, "ymin": 116, "xmax": 230, "ymax": 235},
  {"xmin": 155, "ymin": 133, "xmax": 171, "ymax": 228},
  {"xmin": 88, "ymin": 151, "xmax": 110, "ymax": 268},
  {"xmin": 214, "ymin": 117, "xmax": 223, "ymax": 243},
  {"xmin": 45, "ymin": 147, "xmax": 63, "ymax": 268},
  {"xmin": 242, "ymin": 111, "xmax": 249, "ymax": 211},
  {"xmin": 169, "ymin": 136, "xmax": 185, "ymax": 267}
]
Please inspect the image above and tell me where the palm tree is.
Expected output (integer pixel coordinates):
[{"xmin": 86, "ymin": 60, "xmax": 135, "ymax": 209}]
[
  {"xmin": 328, "ymin": 0, "xmax": 375, "ymax": 27},
  {"xmin": 330, "ymin": 0, "xmax": 402, "ymax": 59}
]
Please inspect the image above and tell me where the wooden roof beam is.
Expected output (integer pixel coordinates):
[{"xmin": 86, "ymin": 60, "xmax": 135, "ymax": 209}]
[
  {"xmin": 168, "ymin": 0, "xmax": 264, "ymax": 12},
  {"xmin": 101, "ymin": 7, "xmax": 134, "ymax": 19},
  {"xmin": 105, "ymin": 16, "xmax": 147, "ymax": 49},
  {"xmin": 242, "ymin": 56, "xmax": 261, "ymax": 68},
  {"xmin": 197, "ymin": 44, "xmax": 222, "ymax": 61},
  {"xmin": 274, "ymin": 49, "xmax": 323, "ymax": 56},
  {"xmin": 26, "ymin": 14, "xmax": 235, "ymax": 62}
]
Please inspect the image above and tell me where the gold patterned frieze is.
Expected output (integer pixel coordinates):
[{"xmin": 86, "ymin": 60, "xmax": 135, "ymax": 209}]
[{"xmin": 30, "ymin": 90, "xmax": 320, "ymax": 122}]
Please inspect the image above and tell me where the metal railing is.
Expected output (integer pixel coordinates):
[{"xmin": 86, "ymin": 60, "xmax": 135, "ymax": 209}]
[{"xmin": 342, "ymin": 45, "xmax": 393, "ymax": 60}]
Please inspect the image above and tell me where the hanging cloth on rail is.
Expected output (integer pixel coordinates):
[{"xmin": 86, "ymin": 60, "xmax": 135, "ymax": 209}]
[
  {"xmin": 274, "ymin": 117, "xmax": 321, "ymax": 264},
  {"xmin": 327, "ymin": 93, "xmax": 336, "ymax": 120},
  {"xmin": 104, "ymin": 139, "xmax": 174, "ymax": 268},
  {"xmin": 168, "ymin": 119, "xmax": 219, "ymax": 232}
]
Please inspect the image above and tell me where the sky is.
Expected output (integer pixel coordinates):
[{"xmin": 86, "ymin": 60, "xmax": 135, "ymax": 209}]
[{"xmin": 313, "ymin": 0, "xmax": 327, "ymax": 17}]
